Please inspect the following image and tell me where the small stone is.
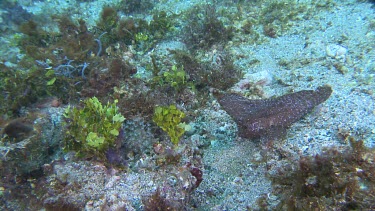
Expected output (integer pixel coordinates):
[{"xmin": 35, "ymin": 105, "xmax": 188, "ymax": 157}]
[
  {"xmin": 305, "ymin": 175, "xmax": 317, "ymax": 185},
  {"xmin": 326, "ymin": 44, "xmax": 347, "ymax": 60},
  {"xmin": 233, "ymin": 177, "xmax": 243, "ymax": 184},
  {"xmin": 333, "ymin": 63, "xmax": 349, "ymax": 74}
]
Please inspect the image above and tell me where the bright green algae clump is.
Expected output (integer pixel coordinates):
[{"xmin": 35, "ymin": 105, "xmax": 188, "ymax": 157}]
[
  {"xmin": 152, "ymin": 105, "xmax": 189, "ymax": 145},
  {"xmin": 63, "ymin": 97, "xmax": 125, "ymax": 158}
]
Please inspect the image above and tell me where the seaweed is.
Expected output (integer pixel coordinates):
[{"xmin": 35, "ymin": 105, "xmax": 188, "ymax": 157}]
[
  {"xmin": 0, "ymin": 64, "xmax": 79, "ymax": 116},
  {"xmin": 63, "ymin": 97, "xmax": 125, "ymax": 159},
  {"xmin": 267, "ymin": 137, "xmax": 375, "ymax": 210},
  {"xmin": 142, "ymin": 188, "xmax": 182, "ymax": 211},
  {"xmin": 118, "ymin": 0, "xmax": 155, "ymax": 14},
  {"xmin": 97, "ymin": 7, "xmax": 119, "ymax": 33},
  {"xmin": 183, "ymin": 4, "xmax": 234, "ymax": 50},
  {"xmin": 171, "ymin": 49, "xmax": 241, "ymax": 91}
]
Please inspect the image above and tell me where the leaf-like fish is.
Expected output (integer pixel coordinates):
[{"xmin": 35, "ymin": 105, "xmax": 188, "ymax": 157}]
[{"xmin": 217, "ymin": 85, "xmax": 332, "ymax": 139}]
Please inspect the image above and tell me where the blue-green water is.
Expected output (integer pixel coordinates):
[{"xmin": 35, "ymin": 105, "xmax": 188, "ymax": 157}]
[{"xmin": 1, "ymin": 0, "xmax": 375, "ymax": 210}]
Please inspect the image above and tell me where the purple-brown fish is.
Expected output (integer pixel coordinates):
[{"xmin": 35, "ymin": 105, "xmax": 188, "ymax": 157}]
[{"xmin": 217, "ymin": 85, "xmax": 332, "ymax": 139}]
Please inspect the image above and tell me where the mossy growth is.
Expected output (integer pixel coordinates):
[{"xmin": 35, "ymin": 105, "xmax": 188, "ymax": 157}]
[
  {"xmin": 152, "ymin": 105, "xmax": 189, "ymax": 145},
  {"xmin": 63, "ymin": 97, "xmax": 125, "ymax": 158},
  {"xmin": 258, "ymin": 0, "xmax": 333, "ymax": 36},
  {"xmin": 117, "ymin": 0, "xmax": 155, "ymax": 14},
  {"xmin": 267, "ymin": 137, "xmax": 375, "ymax": 210},
  {"xmin": 163, "ymin": 65, "xmax": 187, "ymax": 91},
  {"xmin": 149, "ymin": 10, "xmax": 177, "ymax": 40},
  {"xmin": 18, "ymin": 20, "xmax": 57, "ymax": 62},
  {"xmin": 150, "ymin": 64, "xmax": 194, "ymax": 93},
  {"xmin": 18, "ymin": 16, "xmax": 95, "ymax": 63},
  {"xmin": 135, "ymin": 10, "xmax": 177, "ymax": 51},
  {"xmin": 142, "ymin": 188, "xmax": 182, "ymax": 210},
  {"xmin": 170, "ymin": 49, "xmax": 242, "ymax": 91},
  {"xmin": 19, "ymin": 20, "xmax": 51, "ymax": 47},
  {"xmin": 56, "ymin": 17, "xmax": 95, "ymax": 61},
  {"xmin": 0, "ymin": 64, "xmax": 78, "ymax": 117},
  {"xmin": 95, "ymin": 6, "xmax": 176, "ymax": 51},
  {"xmin": 183, "ymin": 4, "xmax": 234, "ymax": 50},
  {"xmin": 97, "ymin": 7, "xmax": 119, "ymax": 33}
]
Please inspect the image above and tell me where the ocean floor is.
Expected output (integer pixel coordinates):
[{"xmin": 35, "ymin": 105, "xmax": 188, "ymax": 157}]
[{"xmin": 1, "ymin": 0, "xmax": 375, "ymax": 210}]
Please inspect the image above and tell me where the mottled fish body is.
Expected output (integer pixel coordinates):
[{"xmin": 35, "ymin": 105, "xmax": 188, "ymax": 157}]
[{"xmin": 217, "ymin": 86, "xmax": 332, "ymax": 139}]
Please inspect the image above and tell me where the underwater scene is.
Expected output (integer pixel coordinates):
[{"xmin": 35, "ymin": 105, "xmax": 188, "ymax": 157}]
[{"xmin": 1, "ymin": 0, "xmax": 375, "ymax": 210}]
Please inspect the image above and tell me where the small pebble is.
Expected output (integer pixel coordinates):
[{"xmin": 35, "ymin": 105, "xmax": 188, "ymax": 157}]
[{"xmin": 326, "ymin": 44, "xmax": 347, "ymax": 60}]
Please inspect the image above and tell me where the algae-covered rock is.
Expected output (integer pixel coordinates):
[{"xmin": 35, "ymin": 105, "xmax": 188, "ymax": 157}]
[{"xmin": 0, "ymin": 108, "xmax": 64, "ymax": 178}]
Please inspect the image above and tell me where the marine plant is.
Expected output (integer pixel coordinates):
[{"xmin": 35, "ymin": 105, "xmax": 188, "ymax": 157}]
[
  {"xmin": 152, "ymin": 105, "xmax": 188, "ymax": 145},
  {"xmin": 183, "ymin": 4, "xmax": 234, "ymax": 50},
  {"xmin": 150, "ymin": 64, "xmax": 193, "ymax": 93},
  {"xmin": 18, "ymin": 16, "xmax": 95, "ymax": 64},
  {"xmin": 265, "ymin": 137, "xmax": 375, "ymax": 210},
  {"xmin": 258, "ymin": 0, "xmax": 334, "ymax": 37},
  {"xmin": 149, "ymin": 10, "xmax": 176, "ymax": 40},
  {"xmin": 63, "ymin": 97, "xmax": 125, "ymax": 158},
  {"xmin": 81, "ymin": 57, "xmax": 137, "ymax": 104},
  {"xmin": 96, "ymin": 7, "xmax": 175, "ymax": 51},
  {"xmin": 118, "ymin": 0, "xmax": 155, "ymax": 14},
  {"xmin": 170, "ymin": 49, "xmax": 241, "ymax": 91},
  {"xmin": 164, "ymin": 65, "xmax": 186, "ymax": 91},
  {"xmin": 0, "ymin": 64, "xmax": 77, "ymax": 117},
  {"xmin": 135, "ymin": 32, "xmax": 149, "ymax": 42},
  {"xmin": 97, "ymin": 7, "xmax": 119, "ymax": 33},
  {"xmin": 142, "ymin": 188, "xmax": 182, "ymax": 211}
]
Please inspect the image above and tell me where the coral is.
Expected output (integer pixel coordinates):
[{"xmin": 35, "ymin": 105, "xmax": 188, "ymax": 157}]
[
  {"xmin": 152, "ymin": 105, "xmax": 187, "ymax": 145},
  {"xmin": 63, "ymin": 97, "xmax": 125, "ymax": 158},
  {"xmin": 216, "ymin": 85, "xmax": 333, "ymax": 139}
]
